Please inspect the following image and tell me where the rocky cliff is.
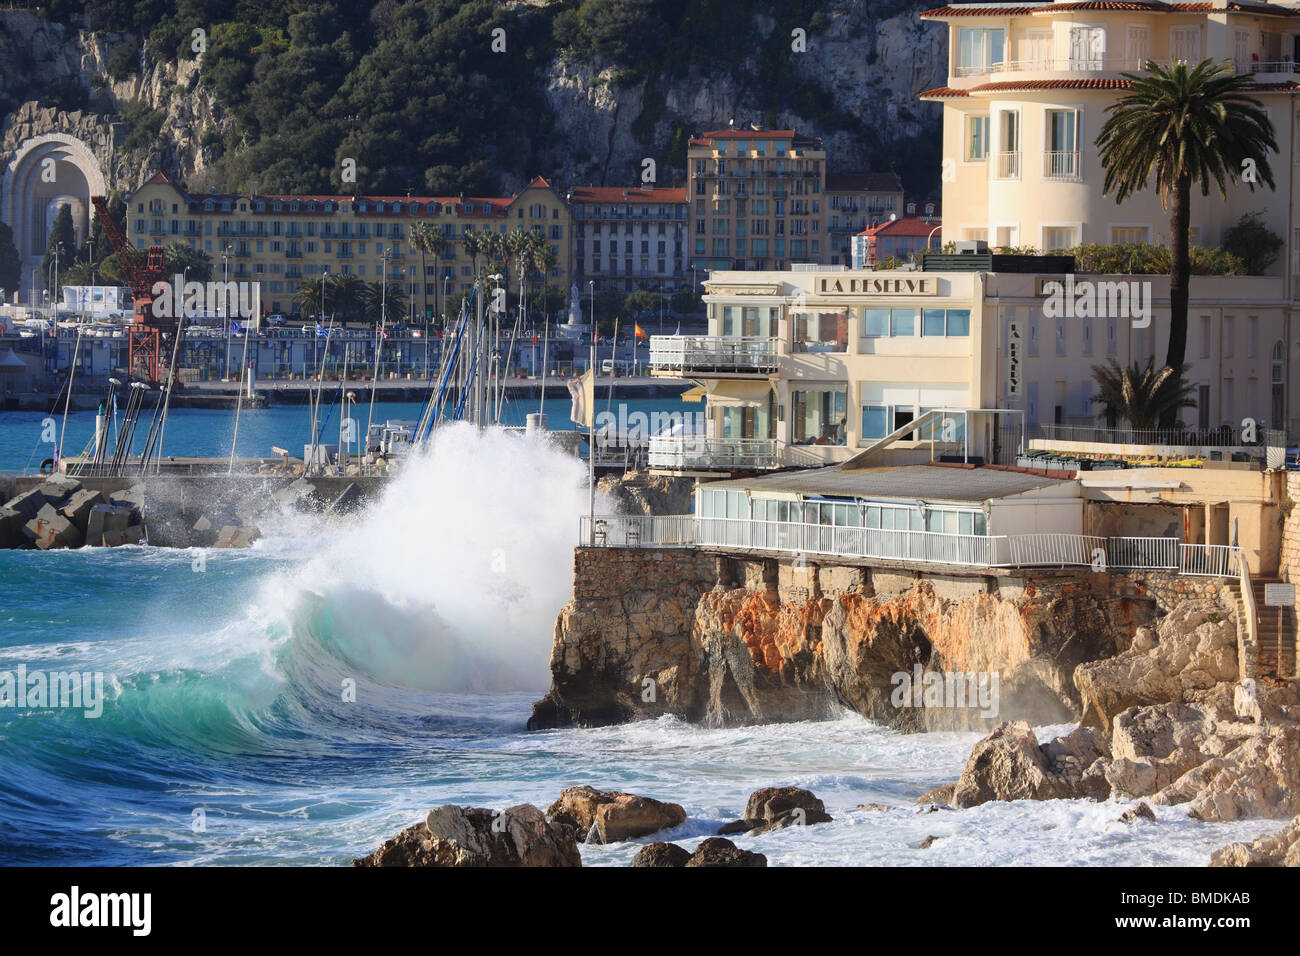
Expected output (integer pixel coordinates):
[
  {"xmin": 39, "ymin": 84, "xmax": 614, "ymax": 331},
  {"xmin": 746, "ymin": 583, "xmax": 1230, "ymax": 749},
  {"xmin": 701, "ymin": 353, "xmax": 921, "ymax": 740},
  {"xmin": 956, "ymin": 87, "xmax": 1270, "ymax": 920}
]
[{"xmin": 529, "ymin": 549, "xmax": 1181, "ymax": 734}]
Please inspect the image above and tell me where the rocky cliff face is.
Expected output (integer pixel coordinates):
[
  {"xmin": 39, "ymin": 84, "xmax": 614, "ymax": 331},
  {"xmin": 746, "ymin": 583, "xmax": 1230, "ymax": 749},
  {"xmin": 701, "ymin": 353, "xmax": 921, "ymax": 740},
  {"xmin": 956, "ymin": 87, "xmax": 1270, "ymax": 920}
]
[
  {"xmin": 0, "ymin": 10, "xmax": 229, "ymax": 192},
  {"xmin": 529, "ymin": 549, "xmax": 1161, "ymax": 734},
  {"xmin": 539, "ymin": 2, "xmax": 946, "ymax": 189}
]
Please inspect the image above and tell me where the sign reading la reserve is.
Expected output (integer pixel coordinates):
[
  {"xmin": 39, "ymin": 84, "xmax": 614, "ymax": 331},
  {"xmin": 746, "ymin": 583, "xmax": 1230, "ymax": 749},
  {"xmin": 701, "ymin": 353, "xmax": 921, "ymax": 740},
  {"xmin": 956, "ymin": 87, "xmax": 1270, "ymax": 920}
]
[{"xmin": 815, "ymin": 276, "xmax": 938, "ymax": 296}]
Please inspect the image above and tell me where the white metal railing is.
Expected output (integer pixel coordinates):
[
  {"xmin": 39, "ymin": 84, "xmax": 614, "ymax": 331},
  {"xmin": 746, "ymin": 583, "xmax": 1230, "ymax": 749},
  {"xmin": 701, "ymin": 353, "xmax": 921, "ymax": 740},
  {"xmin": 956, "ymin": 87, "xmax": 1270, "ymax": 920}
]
[
  {"xmin": 1108, "ymin": 536, "xmax": 1179, "ymax": 569},
  {"xmin": 1043, "ymin": 150, "xmax": 1080, "ymax": 180},
  {"xmin": 995, "ymin": 151, "xmax": 1021, "ymax": 179},
  {"xmin": 1251, "ymin": 60, "xmax": 1298, "ymax": 74},
  {"xmin": 1179, "ymin": 543, "xmax": 1239, "ymax": 577},
  {"xmin": 648, "ymin": 436, "xmax": 780, "ymax": 471},
  {"xmin": 648, "ymin": 335, "xmax": 780, "ymax": 373},
  {"xmin": 1237, "ymin": 549, "xmax": 1257, "ymax": 681},
  {"xmin": 695, "ymin": 516, "xmax": 1009, "ymax": 567},
  {"xmin": 577, "ymin": 517, "xmax": 1242, "ymax": 578},
  {"xmin": 1010, "ymin": 533, "xmax": 1106, "ymax": 568},
  {"xmin": 580, "ymin": 515, "xmax": 696, "ymax": 548}
]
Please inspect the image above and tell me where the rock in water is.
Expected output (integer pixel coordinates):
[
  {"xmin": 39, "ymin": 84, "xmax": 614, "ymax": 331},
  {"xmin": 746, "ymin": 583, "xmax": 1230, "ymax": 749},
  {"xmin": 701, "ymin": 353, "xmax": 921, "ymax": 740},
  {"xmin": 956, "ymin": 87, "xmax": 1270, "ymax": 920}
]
[
  {"xmin": 629, "ymin": 842, "xmax": 691, "ymax": 867},
  {"xmin": 351, "ymin": 804, "xmax": 581, "ymax": 867},
  {"xmin": 545, "ymin": 786, "xmax": 686, "ymax": 843},
  {"xmin": 1074, "ymin": 600, "xmax": 1237, "ymax": 732},
  {"xmin": 684, "ymin": 838, "xmax": 766, "ymax": 867},
  {"xmin": 1211, "ymin": 815, "xmax": 1300, "ymax": 867},
  {"xmin": 951, "ymin": 720, "xmax": 1077, "ymax": 808},
  {"xmin": 723, "ymin": 786, "xmax": 833, "ymax": 835},
  {"xmin": 1115, "ymin": 802, "xmax": 1156, "ymax": 824}
]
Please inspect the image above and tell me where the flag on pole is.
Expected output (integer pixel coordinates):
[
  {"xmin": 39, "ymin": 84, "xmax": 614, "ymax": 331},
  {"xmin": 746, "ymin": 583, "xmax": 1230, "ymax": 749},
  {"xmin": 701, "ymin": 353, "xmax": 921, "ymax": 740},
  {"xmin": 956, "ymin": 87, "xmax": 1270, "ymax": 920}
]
[
  {"xmin": 568, "ymin": 367, "xmax": 595, "ymax": 428},
  {"xmin": 634, "ymin": 322, "xmax": 647, "ymax": 339}
]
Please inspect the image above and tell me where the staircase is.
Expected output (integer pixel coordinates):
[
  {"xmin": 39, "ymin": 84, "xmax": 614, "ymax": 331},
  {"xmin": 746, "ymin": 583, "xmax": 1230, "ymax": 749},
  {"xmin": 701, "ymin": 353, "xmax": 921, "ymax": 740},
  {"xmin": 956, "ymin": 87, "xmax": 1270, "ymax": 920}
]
[{"xmin": 1226, "ymin": 576, "xmax": 1294, "ymax": 679}]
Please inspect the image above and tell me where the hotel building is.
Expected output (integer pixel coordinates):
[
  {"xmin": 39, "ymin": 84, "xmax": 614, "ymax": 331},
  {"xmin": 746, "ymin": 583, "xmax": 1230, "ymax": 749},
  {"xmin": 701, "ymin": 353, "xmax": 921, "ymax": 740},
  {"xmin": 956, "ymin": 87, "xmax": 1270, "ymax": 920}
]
[
  {"xmin": 566, "ymin": 186, "xmax": 689, "ymax": 295},
  {"xmin": 126, "ymin": 174, "xmax": 572, "ymax": 318}
]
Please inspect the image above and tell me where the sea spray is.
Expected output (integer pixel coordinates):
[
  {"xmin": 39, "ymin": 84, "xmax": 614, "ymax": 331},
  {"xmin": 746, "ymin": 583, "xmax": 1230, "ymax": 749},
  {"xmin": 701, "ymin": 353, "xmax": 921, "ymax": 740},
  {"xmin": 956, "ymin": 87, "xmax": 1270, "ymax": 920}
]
[{"xmin": 268, "ymin": 422, "xmax": 594, "ymax": 693}]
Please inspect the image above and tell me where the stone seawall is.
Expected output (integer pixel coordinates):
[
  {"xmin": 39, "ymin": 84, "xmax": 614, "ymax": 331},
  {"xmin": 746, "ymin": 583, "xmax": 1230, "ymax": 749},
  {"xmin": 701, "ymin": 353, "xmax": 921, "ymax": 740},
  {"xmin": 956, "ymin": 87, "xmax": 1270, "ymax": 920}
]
[{"xmin": 530, "ymin": 547, "xmax": 1236, "ymax": 734}]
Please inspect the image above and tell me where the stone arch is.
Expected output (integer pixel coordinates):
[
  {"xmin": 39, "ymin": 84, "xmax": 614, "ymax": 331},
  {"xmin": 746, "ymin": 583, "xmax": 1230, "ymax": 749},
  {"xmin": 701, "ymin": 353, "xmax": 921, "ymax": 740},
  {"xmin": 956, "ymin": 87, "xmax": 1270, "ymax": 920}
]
[{"xmin": 1, "ymin": 133, "xmax": 108, "ymax": 302}]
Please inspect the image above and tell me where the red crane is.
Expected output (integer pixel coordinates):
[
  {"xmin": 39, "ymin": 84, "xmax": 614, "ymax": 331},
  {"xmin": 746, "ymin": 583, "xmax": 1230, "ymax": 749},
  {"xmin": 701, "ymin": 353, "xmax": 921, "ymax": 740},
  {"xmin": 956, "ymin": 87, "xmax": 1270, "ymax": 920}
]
[{"xmin": 91, "ymin": 195, "xmax": 173, "ymax": 383}]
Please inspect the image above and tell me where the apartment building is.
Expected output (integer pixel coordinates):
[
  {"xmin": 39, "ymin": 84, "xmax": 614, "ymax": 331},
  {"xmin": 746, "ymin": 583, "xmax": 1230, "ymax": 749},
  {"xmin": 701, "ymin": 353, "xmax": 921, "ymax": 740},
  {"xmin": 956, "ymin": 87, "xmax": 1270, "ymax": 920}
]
[
  {"xmin": 853, "ymin": 217, "xmax": 943, "ymax": 268},
  {"xmin": 919, "ymin": 0, "xmax": 1300, "ymax": 281},
  {"xmin": 686, "ymin": 128, "xmax": 827, "ymax": 273},
  {"xmin": 566, "ymin": 186, "xmax": 688, "ymax": 294},
  {"xmin": 824, "ymin": 172, "xmax": 905, "ymax": 265},
  {"xmin": 126, "ymin": 174, "xmax": 571, "ymax": 318}
]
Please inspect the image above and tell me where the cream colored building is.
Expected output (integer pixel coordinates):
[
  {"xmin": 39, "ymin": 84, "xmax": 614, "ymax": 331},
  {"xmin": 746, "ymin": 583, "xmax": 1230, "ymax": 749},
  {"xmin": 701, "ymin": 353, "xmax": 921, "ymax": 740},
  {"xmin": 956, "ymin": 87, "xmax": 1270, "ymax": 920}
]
[
  {"xmin": 649, "ymin": 262, "xmax": 1295, "ymax": 472},
  {"xmin": 127, "ymin": 174, "xmax": 572, "ymax": 319},
  {"xmin": 920, "ymin": 0, "xmax": 1300, "ymax": 279}
]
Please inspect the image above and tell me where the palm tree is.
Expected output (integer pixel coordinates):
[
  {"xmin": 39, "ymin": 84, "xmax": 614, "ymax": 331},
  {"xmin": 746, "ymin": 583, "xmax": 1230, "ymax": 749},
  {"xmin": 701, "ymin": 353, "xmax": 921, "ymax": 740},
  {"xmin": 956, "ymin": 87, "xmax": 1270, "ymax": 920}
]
[
  {"xmin": 462, "ymin": 228, "xmax": 485, "ymax": 285},
  {"xmin": 1097, "ymin": 59, "xmax": 1276, "ymax": 409},
  {"xmin": 294, "ymin": 283, "xmax": 321, "ymax": 318},
  {"xmin": 427, "ymin": 229, "xmax": 448, "ymax": 324},
  {"xmin": 325, "ymin": 272, "xmax": 367, "ymax": 321},
  {"xmin": 409, "ymin": 221, "xmax": 442, "ymax": 323},
  {"xmin": 363, "ymin": 279, "xmax": 407, "ymax": 325},
  {"xmin": 1091, "ymin": 358, "xmax": 1197, "ymax": 431}
]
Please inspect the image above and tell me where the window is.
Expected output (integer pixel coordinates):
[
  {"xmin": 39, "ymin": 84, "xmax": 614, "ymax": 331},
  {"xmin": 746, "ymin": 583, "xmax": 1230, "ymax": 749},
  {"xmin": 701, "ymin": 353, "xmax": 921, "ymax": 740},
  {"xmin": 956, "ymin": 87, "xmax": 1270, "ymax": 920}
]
[
  {"xmin": 1043, "ymin": 109, "xmax": 1080, "ymax": 179},
  {"xmin": 1042, "ymin": 227, "xmax": 1076, "ymax": 251},
  {"xmin": 1111, "ymin": 226, "xmax": 1150, "ymax": 244},
  {"xmin": 1171, "ymin": 26, "xmax": 1200, "ymax": 62},
  {"xmin": 792, "ymin": 388, "xmax": 848, "ymax": 445},
  {"xmin": 1068, "ymin": 26, "xmax": 1105, "ymax": 70},
  {"xmin": 862, "ymin": 307, "xmax": 890, "ymax": 337},
  {"xmin": 923, "ymin": 308, "xmax": 946, "ymax": 336},
  {"xmin": 966, "ymin": 115, "xmax": 990, "ymax": 161},
  {"xmin": 996, "ymin": 110, "xmax": 1020, "ymax": 178},
  {"xmin": 1127, "ymin": 26, "xmax": 1150, "ymax": 69},
  {"xmin": 946, "ymin": 309, "xmax": 970, "ymax": 336},
  {"xmin": 861, "ymin": 404, "xmax": 889, "ymax": 440},
  {"xmin": 957, "ymin": 27, "xmax": 1005, "ymax": 74},
  {"xmin": 890, "ymin": 307, "xmax": 916, "ymax": 336},
  {"xmin": 793, "ymin": 311, "xmax": 848, "ymax": 352}
]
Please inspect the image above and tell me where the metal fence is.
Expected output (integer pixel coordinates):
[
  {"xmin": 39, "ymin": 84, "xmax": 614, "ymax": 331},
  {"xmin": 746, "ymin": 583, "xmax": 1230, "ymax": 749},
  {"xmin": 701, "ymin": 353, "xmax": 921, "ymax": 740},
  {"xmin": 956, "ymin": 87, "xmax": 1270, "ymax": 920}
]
[{"xmin": 579, "ymin": 514, "xmax": 1242, "ymax": 578}]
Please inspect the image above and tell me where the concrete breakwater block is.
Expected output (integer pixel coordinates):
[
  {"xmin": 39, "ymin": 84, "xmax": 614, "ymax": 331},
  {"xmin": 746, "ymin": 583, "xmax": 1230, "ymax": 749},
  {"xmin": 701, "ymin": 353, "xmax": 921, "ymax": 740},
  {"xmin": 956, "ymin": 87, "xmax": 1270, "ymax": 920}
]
[
  {"xmin": 108, "ymin": 489, "xmax": 144, "ymax": 514},
  {"xmin": 1, "ymin": 507, "xmax": 28, "ymax": 548},
  {"xmin": 214, "ymin": 526, "xmax": 256, "ymax": 548},
  {"xmin": 60, "ymin": 489, "xmax": 106, "ymax": 528},
  {"xmin": 5, "ymin": 488, "xmax": 48, "ymax": 521},
  {"xmin": 85, "ymin": 504, "xmax": 134, "ymax": 545},
  {"xmin": 25, "ymin": 503, "xmax": 84, "ymax": 550},
  {"xmin": 272, "ymin": 477, "xmax": 318, "ymax": 512},
  {"xmin": 40, "ymin": 474, "xmax": 82, "ymax": 502},
  {"xmin": 101, "ymin": 525, "xmax": 145, "ymax": 548}
]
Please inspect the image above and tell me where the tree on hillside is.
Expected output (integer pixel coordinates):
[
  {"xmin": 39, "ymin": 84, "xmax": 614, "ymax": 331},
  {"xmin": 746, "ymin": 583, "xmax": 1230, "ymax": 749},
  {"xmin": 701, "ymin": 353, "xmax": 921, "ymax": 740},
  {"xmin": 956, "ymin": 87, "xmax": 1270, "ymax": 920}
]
[{"xmin": 1097, "ymin": 59, "xmax": 1276, "ymax": 425}]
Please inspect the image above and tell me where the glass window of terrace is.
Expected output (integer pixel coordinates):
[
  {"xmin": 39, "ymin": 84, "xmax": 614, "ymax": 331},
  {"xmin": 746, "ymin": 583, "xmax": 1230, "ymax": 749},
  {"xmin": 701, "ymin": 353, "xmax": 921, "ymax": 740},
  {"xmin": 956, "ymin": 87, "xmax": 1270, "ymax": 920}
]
[
  {"xmin": 792, "ymin": 388, "xmax": 848, "ymax": 445},
  {"xmin": 721, "ymin": 305, "xmax": 778, "ymax": 338},
  {"xmin": 793, "ymin": 310, "xmax": 848, "ymax": 352},
  {"xmin": 722, "ymin": 391, "xmax": 777, "ymax": 440}
]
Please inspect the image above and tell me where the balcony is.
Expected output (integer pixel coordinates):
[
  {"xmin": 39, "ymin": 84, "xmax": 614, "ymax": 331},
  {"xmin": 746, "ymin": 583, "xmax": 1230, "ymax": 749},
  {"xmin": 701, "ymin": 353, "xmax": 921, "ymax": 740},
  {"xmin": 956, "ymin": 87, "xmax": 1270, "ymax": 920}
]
[
  {"xmin": 1043, "ymin": 150, "xmax": 1081, "ymax": 181},
  {"xmin": 995, "ymin": 151, "xmax": 1021, "ymax": 180},
  {"xmin": 648, "ymin": 436, "xmax": 780, "ymax": 472},
  {"xmin": 649, "ymin": 335, "xmax": 780, "ymax": 375}
]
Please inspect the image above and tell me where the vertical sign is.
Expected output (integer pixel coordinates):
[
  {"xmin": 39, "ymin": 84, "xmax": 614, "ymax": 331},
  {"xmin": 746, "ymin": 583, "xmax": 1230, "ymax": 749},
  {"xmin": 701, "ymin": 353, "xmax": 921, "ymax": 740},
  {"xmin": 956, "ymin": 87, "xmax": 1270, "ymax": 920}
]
[{"xmin": 1007, "ymin": 320, "xmax": 1022, "ymax": 397}]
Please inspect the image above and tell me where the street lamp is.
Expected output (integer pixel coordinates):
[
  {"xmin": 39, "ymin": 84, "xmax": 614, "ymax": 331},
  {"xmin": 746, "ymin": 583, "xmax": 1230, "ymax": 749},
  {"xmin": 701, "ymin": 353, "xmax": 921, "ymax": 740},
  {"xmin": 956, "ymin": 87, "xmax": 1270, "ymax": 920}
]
[{"xmin": 221, "ymin": 243, "xmax": 233, "ymax": 379}]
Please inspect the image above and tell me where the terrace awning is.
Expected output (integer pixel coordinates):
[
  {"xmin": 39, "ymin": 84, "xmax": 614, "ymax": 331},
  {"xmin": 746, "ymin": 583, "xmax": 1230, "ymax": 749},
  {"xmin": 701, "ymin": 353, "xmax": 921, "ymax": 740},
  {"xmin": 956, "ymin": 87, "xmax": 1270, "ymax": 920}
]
[{"xmin": 702, "ymin": 379, "xmax": 773, "ymax": 408}]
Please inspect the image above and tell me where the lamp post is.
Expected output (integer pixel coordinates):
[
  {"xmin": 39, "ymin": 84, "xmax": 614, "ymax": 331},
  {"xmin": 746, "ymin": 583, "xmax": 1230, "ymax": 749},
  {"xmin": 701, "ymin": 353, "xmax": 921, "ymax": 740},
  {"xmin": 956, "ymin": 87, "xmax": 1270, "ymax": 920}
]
[{"xmin": 221, "ymin": 243, "xmax": 233, "ymax": 379}]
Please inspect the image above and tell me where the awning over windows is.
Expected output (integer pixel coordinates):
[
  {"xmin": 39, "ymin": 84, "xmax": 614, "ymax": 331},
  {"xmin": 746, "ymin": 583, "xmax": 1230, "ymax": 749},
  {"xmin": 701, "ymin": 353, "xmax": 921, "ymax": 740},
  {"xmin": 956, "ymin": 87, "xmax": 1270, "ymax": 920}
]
[
  {"xmin": 680, "ymin": 385, "xmax": 706, "ymax": 403},
  {"xmin": 703, "ymin": 379, "xmax": 773, "ymax": 407}
]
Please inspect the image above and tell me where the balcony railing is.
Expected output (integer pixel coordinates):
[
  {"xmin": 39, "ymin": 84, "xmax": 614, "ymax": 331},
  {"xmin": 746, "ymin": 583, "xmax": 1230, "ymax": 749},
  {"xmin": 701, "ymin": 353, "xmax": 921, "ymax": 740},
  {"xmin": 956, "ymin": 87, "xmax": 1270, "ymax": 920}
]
[
  {"xmin": 647, "ymin": 436, "xmax": 780, "ymax": 471},
  {"xmin": 579, "ymin": 517, "xmax": 1244, "ymax": 578},
  {"xmin": 956, "ymin": 57, "xmax": 1159, "ymax": 77},
  {"xmin": 1043, "ymin": 150, "xmax": 1081, "ymax": 180},
  {"xmin": 648, "ymin": 334, "xmax": 780, "ymax": 374},
  {"xmin": 995, "ymin": 151, "xmax": 1021, "ymax": 179},
  {"xmin": 1035, "ymin": 423, "xmax": 1285, "ymax": 448}
]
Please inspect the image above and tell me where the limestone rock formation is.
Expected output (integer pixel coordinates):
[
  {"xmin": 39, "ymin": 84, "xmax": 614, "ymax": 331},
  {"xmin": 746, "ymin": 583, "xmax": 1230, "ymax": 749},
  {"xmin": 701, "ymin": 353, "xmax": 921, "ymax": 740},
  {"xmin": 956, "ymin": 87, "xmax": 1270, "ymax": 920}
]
[
  {"xmin": 1211, "ymin": 815, "xmax": 1300, "ymax": 867},
  {"xmin": 597, "ymin": 471, "xmax": 694, "ymax": 517},
  {"xmin": 546, "ymin": 786, "xmax": 686, "ymax": 844},
  {"xmin": 532, "ymin": 556, "xmax": 1152, "ymax": 734},
  {"xmin": 352, "ymin": 804, "xmax": 581, "ymax": 867},
  {"xmin": 1075, "ymin": 599, "xmax": 1237, "ymax": 732}
]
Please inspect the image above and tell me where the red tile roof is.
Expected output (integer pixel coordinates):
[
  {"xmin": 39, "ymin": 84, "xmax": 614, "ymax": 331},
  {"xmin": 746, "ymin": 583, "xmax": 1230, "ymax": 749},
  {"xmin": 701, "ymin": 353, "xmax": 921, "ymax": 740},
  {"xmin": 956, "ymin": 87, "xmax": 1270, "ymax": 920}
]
[
  {"xmin": 919, "ymin": 87, "xmax": 971, "ymax": 99},
  {"xmin": 825, "ymin": 172, "xmax": 904, "ymax": 192},
  {"xmin": 860, "ymin": 216, "xmax": 941, "ymax": 238},
  {"xmin": 567, "ymin": 185, "xmax": 687, "ymax": 203}
]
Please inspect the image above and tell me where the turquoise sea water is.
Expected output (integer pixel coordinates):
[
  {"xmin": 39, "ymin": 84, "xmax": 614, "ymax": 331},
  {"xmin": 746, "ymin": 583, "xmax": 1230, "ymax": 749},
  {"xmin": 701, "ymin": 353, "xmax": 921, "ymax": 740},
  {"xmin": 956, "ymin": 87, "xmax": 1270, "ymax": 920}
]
[{"xmin": 0, "ymin": 421, "xmax": 1282, "ymax": 866}]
